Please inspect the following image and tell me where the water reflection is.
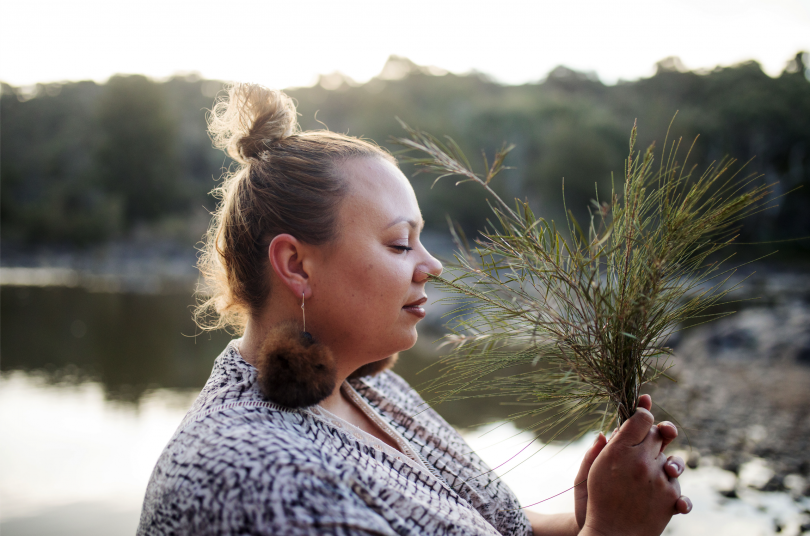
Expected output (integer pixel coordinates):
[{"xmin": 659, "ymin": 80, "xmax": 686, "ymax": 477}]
[
  {"xmin": 3, "ymin": 285, "xmax": 809, "ymax": 535},
  {"xmin": 0, "ymin": 373, "xmax": 195, "ymax": 534},
  {"xmin": 0, "ymin": 285, "xmax": 529, "ymax": 428},
  {"xmin": 2, "ymin": 286, "xmax": 234, "ymax": 401},
  {"xmin": 3, "ymin": 371, "xmax": 806, "ymax": 536}
]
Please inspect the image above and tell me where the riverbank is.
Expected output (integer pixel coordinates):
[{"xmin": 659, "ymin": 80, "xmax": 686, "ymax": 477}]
[
  {"xmin": 654, "ymin": 298, "xmax": 810, "ymax": 499},
  {"xmin": 1, "ymin": 241, "xmax": 200, "ymax": 294}
]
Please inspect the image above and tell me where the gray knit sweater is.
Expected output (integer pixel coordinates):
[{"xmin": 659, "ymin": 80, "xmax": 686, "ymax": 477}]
[{"xmin": 138, "ymin": 341, "xmax": 532, "ymax": 535}]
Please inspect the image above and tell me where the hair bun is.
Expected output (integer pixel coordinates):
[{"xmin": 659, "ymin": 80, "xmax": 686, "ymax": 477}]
[{"xmin": 208, "ymin": 83, "xmax": 300, "ymax": 164}]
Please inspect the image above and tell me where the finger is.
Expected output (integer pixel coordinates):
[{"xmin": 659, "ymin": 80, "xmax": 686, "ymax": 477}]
[
  {"xmin": 615, "ymin": 406, "xmax": 655, "ymax": 446},
  {"xmin": 675, "ymin": 496, "xmax": 692, "ymax": 515},
  {"xmin": 670, "ymin": 474, "xmax": 682, "ymax": 497},
  {"xmin": 575, "ymin": 433, "xmax": 607, "ymax": 485},
  {"xmin": 638, "ymin": 394, "xmax": 652, "ymax": 412},
  {"xmin": 641, "ymin": 421, "xmax": 664, "ymax": 455},
  {"xmin": 665, "ymin": 456, "xmax": 684, "ymax": 479},
  {"xmin": 574, "ymin": 433, "xmax": 606, "ymax": 527},
  {"xmin": 657, "ymin": 421, "xmax": 678, "ymax": 452}
]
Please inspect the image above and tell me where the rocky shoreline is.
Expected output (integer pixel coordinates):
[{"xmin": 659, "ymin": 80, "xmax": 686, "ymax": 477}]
[{"xmin": 654, "ymin": 298, "xmax": 810, "ymax": 500}]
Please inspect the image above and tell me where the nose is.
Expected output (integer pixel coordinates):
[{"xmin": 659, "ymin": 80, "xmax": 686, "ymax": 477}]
[{"xmin": 414, "ymin": 249, "xmax": 443, "ymax": 283}]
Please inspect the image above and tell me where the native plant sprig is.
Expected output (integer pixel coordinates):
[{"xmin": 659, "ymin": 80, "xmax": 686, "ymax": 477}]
[{"xmin": 395, "ymin": 120, "xmax": 774, "ymax": 437}]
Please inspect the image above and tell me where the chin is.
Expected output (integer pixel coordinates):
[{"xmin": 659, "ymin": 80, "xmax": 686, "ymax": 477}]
[
  {"xmin": 404, "ymin": 325, "xmax": 420, "ymax": 348},
  {"xmin": 387, "ymin": 327, "xmax": 418, "ymax": 355}
]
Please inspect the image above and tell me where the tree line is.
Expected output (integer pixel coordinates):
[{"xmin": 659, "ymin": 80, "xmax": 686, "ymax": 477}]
[{"xmin": 2, "ymin": 53, "xmax": 808, "ymax": 257}]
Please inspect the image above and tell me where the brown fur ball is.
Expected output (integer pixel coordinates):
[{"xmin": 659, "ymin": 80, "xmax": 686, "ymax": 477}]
[{"xmin": 256, "ymin": 321, "xmax": 337, "ymax": 408}]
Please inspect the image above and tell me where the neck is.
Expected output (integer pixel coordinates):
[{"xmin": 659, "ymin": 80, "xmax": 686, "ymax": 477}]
[{"xmin": 317, "ymin": 380, "xmax": 351, "ymax": 415}]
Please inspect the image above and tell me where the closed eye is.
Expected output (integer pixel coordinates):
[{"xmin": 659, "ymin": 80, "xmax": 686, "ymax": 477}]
[{"xmin": 390, "ymin": 245, "xmax": 413, "ymax": 252}]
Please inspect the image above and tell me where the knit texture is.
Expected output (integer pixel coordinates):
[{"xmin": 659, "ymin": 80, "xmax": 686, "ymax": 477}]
[{"xmin": 138, "ymin": 342, "xmax": 532, "ymax": 536}]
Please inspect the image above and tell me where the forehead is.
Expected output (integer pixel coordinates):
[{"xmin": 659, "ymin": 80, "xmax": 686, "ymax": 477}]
[{"xmin": 339, "ymin": 157, "xmax": 420, "ymax": 229}]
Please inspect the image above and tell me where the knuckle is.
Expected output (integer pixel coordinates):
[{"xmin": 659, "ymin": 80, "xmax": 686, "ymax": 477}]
[
  {"xmin": 630, "ymin": 460, "xmax": 649, "ymax": 481},
  {"xmin": 635, "ymin": 407, "xmax": 654, "ymax": 424}
]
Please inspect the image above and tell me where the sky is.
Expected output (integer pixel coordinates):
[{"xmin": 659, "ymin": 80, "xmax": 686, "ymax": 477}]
[{"xmin": 2, "ymin": 0, "xmax": 809, "ymax": 89}]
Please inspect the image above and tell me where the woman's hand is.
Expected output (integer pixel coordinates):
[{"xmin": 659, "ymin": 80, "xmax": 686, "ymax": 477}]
[{"xmin": 575, "ymin": 395, "xmax": 691, "ymax": 536}]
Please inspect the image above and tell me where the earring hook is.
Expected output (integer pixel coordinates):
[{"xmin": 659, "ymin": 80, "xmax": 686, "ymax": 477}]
[{"xmin": 301, "ymin": 291, "xmax": 306, "ymax": 333}]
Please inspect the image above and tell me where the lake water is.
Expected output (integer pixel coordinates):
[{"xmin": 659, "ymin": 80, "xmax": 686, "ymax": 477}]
[{"xmin": 2, "ymin": 285, "xmax": 808, "ymax": 535}]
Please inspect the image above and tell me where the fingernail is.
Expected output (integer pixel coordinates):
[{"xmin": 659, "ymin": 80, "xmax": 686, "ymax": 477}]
[
  {"xmin": 669, "ymin": 461, "xmax": 681, "ymax": 474},
  {"xmin": 684, "ymin": 497, "xmax": 692, "ymax": 513}
]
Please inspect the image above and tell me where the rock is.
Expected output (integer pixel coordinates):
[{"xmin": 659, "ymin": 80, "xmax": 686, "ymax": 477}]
[
  {"xmin": 707, "ymin": 327, "xmax": 757, "ymax": 355},
  {"xmin": 797, "ymin": 345, "xmax": 810, "ymax": 365},
  {"xmin": 760, "ymin": 475, "xmax": 787, "ymax": 492},
  {"xmin": 740, "ymin": 458, "xmax": 775, "ymax": 489},
  {"xmin": 687, "ymin": 451, "xmax": 700, "ymax": 469},
  {"xmin": 722, "ymin": 459, "xmax": 741, "ymax": 475},
  {"xmin": 719, "ymin": 488, "xmax": 739, "ymax": 499},
  {"xmin": 784, "ymin": 474, "xmax": 807, "ymax": 499}
]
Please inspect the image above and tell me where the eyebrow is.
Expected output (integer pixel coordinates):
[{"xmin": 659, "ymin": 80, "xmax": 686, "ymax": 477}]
[{"xmin": 386, "ymin": 216, "xmax": 425, "ymax": 230}]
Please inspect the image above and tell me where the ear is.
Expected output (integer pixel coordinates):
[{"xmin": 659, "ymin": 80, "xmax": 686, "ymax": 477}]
[{"xmin": 268, "ymin": 234, "xmax": 311, "ymax": 298}]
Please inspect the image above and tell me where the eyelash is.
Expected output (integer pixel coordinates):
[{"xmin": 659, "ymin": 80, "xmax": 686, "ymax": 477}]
[{"xmin": 391, "ymin": 245, "xmax": 413, "ymax": 252}]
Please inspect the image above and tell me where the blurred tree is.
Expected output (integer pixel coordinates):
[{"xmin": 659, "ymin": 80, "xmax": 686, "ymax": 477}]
[
  {"xmin": 162, "ymin": 74, "xmax": 229, "ymax": 213},
  {"xmin": 0, "ymin": 81, "xmax": 122, "ymax": 244},
  {"xmin": 1, "ymin": 52, "xmax": 807, "ymax": 257},
  {"xmin": 95, "ymin": 75, "xmax": 184, "ymax": 226}
]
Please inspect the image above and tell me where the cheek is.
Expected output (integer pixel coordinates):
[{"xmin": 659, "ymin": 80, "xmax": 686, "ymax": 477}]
[
  {"xmin": 359, "ymin": 260, "xmax": 412, "ymax": 312},
  {"xmin": 373, "ymin": 261, "xmax": 411, "ymax": 290},
  {"xmin": 318, "ymin": 246, "xmax": 412, "ymax": 319}
]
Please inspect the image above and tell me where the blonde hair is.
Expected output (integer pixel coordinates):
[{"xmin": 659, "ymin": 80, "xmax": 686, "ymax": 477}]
[{"xmin": 195, "ymin": 83, "xmax": 396, "ymax": 333}]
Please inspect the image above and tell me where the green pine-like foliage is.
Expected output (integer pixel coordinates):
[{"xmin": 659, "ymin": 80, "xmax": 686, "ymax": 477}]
[{"xmin": 396, "ymin": 119, "xmax": 775, "ymax": 439}]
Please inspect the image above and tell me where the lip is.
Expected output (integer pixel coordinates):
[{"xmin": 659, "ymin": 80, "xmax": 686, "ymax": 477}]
[
  {"xmin": 404, "ymin": 296, "xmax": 427, "ymax": 307},
  {"xmin": 402, "ymin": 305, "xmax": 426, "ymax": 318},
  {"xmin": 403, "ymin": 296, "xmax": 427, "ymax": 318}
]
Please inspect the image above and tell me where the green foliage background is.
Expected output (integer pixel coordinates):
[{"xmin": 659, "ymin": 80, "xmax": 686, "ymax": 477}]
[{"xmin": 2, "ymin": 54, "xmax": 809, "ymax": 256}]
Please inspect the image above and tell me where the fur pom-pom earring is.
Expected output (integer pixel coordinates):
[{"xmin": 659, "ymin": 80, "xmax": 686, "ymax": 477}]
[{"xmin": 255, "ymin": 293, "xmax": 337, "ymax": 408}]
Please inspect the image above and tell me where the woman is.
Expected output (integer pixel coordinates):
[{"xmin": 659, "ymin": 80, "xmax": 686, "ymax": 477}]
[{"xmin": 138, "ymin": 84, "xmax": 691, "ymax": 535}]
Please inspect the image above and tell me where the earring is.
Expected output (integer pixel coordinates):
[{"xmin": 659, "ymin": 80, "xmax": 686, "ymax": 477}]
[{"xmin": 255, "ymin": 291, "xmax": 337, "ymax": 408}]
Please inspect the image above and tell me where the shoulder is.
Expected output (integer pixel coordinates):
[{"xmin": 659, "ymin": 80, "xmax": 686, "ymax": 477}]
[
  {"xmin": 352, "ymin": 368, "xmax": 427, "ymax": 413},
  {"xmin": 140, "ymin": 400, "xmax": 393, "ymax": 535},
  {"xmin": 353, "ymin": 368, "xmax": 457, "ymax": 441},
  {"xmin": 149, "ymin": 341, "xmax": 337, "ymax": 481},
  {"xmin": 140, "ymin": 344, "xmax": 390, "ymax": 535}
]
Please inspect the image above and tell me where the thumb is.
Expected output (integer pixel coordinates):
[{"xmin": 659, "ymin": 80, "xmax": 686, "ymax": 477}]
[{"xmin": 615, "ymin": 407, "xmax": 655, "ymax": 446}]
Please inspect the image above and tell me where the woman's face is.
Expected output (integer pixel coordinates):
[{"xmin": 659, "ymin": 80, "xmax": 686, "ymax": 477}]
[{"xmin": 306, "ymin": 156, "xmax": 443, "ymax": 367}]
